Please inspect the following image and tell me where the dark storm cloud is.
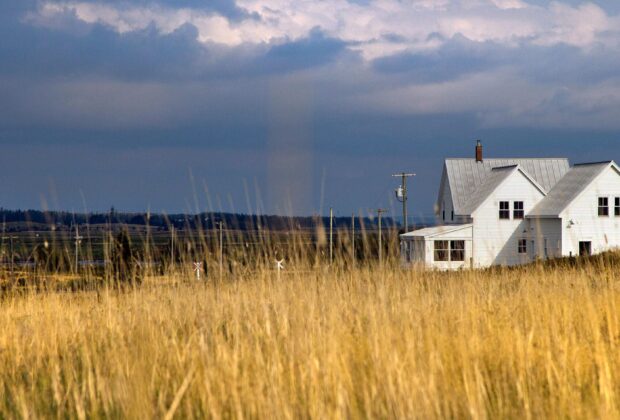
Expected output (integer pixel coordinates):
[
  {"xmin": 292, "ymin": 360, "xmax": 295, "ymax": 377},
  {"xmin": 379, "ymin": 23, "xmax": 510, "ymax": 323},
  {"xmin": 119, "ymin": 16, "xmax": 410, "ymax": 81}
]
[
  {"xmin": 0, "ymin": 13, "xmax": 347, "ymax": 82},
  {"xmin": 372, "ymin": 35, "xmax": 500, "ymax": 82},
  {"xmin": 2, "ymin": 0, "xmax": 620, "ymax": 215}
]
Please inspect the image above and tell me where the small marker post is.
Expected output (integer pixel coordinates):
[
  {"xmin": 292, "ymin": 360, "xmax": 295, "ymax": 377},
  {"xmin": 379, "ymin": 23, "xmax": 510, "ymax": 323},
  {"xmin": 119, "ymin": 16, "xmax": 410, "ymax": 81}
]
[
  {"xmin": 275, "ymin": 259, "xmax": 284, "ymax": 280},
  {"xmin": 193, "ymin": 262, "xmax": 202, "ymax": 280}
]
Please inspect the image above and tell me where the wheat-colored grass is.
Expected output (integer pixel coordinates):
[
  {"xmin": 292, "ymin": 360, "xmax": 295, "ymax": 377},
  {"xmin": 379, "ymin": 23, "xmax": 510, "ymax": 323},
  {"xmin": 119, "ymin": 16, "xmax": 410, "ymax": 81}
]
[{"xmin": 1, "ymin": 260, "xmax": 620, "ymax": 419}]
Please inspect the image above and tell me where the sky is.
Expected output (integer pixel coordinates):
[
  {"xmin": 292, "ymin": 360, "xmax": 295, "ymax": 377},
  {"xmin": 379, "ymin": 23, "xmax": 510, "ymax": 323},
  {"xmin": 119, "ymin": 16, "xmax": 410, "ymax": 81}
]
[{"xmin": 1, "ymin": 0, "xmax": 620, "ymax": 219}]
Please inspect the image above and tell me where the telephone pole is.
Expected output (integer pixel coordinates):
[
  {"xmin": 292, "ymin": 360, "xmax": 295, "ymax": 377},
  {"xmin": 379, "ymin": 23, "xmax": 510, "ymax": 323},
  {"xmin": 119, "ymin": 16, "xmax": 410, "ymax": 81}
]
[
  {"xmin": 392, "ymin": 172, "xmax": 416, "ymax": 233},
  {"xmin": 351, "ymin": 213, "xmax": 355, "ymax": 264},
  {"xmin": 376, "ymin": 208, "xmax": 388, "ymax": 266},
  {"xmin": 74, "ymin": 225, "xmax": 83, "ymax": 274},
  {"xmin": 217, "ymin": 221, "xmax": 224, "ymax": 279},
  {"xmin": 329, "ymin": 208, "xmax": 334, "ymax": 265},
  {"xmin": 170, "ymin": 225, "xmax": 175, "ymax": 269},
  {"xmin": 2, "ymin": 235, "xmax": 16, "ymax": 276}
]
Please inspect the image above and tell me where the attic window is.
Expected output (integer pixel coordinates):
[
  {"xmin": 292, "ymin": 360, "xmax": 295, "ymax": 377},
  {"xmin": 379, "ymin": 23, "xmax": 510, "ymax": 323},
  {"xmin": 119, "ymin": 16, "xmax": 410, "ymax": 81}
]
[
  {"xmin": 599, "ymin": 197, "xmax": 609, "ymax": 216},
  {"xmin": 499, "ymin": 201, "xmax": 510, "ymax": 219},
  {"xmin": 513, "ymin": 201, "xmax": 524, "ymax": 219}
]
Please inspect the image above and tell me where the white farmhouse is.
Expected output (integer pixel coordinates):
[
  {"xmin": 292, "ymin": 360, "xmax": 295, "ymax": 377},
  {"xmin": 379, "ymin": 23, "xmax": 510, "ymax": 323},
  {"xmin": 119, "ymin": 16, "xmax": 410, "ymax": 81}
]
[{"xmin": 401, "ymin": 141, "xmax": 620, "ymax": 269}]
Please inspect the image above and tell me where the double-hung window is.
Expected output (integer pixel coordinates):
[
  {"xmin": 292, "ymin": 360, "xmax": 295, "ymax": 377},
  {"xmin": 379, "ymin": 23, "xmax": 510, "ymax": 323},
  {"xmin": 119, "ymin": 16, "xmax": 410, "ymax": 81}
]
[
  {"xmin": 599, "ymin": 197, "xmax": 609, "ymax": 216},
  {"xmin": 450, "ymin": 241, "xmax": 465, "ymax": 262},
  {"xmin": 434, "ymin": 240, "xmax": 465, "ymax": 262},
  {"xmin": 434, "ymin": 241, "xmax": 449, "ymax": 262},
  {"xmin": 499, "ymin": 201, "xmax": 510, "ymax": 219},
  {"xmin": 513, "ymin": 201, "xmax": 524, "ymax": 219},
  {"xmin": 615, "ymin": 197, "xmax": 620, "ymax": 216},
  {"xmin": 518, "ymin": 239, "xmax": 527, "ymax": 254}
]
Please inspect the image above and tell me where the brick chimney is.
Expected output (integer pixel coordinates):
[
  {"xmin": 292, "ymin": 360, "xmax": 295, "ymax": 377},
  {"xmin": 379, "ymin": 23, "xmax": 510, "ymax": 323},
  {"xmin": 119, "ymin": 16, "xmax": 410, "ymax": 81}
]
[{"xmin": 475, "ymin": 139, "xmax": 483, "ymax": 162}]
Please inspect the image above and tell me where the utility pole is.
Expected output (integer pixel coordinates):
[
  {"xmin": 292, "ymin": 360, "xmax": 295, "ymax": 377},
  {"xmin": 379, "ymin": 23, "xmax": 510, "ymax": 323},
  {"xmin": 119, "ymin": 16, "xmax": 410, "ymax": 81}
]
[
  {"xmin": 170, "ymin": 225, "xmax": 175, "ymax": 269},
  {"xmin": 145, "ymin": 210, "xmax": 150, "ymax": 269},
  {"xmin": 2, "ymin": 235, "xmax": 16, "ymax": 276},
  {"xmin": 376, "ymin": 209, "xmax": 388, "ymax": 266},
  {"xmin": 351, "ymin": 213, "xmax": 355, "ymax": 264},
  {"xmin": 10, "ymin": 236, "xmax": 14, "ymax": 276},
  {"xmin": 392, "ymin": 172, "xmax": 416, "ymax": 233},
  {"xmin": 74, "ymin": 225, "xmax": 83, "ymax": 274},
  {"xmin": 217, "ymin": 221, "xmax": 224, "ymax": 279},
  {"xmin": 329, "ymin": 207, "xmax": 334, "ymax": 265}
]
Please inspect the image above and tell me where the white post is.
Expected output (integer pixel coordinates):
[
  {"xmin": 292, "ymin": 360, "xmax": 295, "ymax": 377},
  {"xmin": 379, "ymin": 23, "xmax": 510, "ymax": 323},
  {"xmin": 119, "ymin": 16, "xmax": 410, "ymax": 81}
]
[
  {"xmin": 194, "ymin": 262, "xmax": 202, "ymax": 280},
  {"xmin": 276, "ymin": 259, "xmax": 284, "ymax": 280}
]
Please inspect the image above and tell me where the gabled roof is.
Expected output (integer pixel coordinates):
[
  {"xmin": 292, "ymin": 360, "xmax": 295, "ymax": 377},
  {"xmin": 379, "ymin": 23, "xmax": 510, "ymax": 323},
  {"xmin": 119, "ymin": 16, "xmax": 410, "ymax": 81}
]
[
  {"xmin": 438, "ymin": 158, "xmax": 570, "ymax": 215},
  {"xmin": 401, "ymin": 224, "xmax": 472, "ymax": 238},
  {"xmin": 528, "ymin": 161, "xmax": 618, "ymax": 217},
  {"xmin": 458, "ymin": 165, "xmax": 546, "ymax": 216}
]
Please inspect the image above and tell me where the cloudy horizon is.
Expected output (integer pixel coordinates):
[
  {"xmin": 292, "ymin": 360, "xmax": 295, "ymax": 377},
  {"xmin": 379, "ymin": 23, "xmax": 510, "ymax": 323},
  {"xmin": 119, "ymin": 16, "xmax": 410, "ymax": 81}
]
[{"xmin": 1, "ymin": 0, "xmax": 620, "ymax": 218}]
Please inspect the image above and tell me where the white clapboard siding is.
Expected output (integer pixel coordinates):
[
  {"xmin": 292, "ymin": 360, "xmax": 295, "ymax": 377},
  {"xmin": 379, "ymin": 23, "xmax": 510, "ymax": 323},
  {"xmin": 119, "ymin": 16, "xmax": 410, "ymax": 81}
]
[
  {"xmin": 437, "ymin": 166, "xmax": 456, "ymax": 224},
  {"xmin": 471, "ymin": 169, "xmax": 546, "ymax": 267},
  {"xmin": 528, "ymin": 218, "xmax": 563, "ymax": 259},
  {"xmin": 561, "ymin": 165, "xmax": 620, "ymax": 256}
]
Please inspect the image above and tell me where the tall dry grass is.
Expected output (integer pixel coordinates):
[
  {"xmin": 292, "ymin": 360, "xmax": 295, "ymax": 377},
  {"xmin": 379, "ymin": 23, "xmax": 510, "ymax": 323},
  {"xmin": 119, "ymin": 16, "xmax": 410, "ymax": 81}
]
[{"xmin": 2, "ymin": 259, "xmax": 620, "ymax": 418}]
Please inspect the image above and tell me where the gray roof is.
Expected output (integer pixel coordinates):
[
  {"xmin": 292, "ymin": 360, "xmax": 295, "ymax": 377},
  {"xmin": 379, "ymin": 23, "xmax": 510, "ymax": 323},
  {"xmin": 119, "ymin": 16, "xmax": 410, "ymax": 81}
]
[
  {"xmin": 458, "ymin": 165, "xmax": 545, "ymax": 215},
  {"xmin": 439, "ymin": 158, "xmax": 570, "ymax": 215},
  {"xmin": 528, "ymin": 161, "xmax": 614, "ymax": 217}
]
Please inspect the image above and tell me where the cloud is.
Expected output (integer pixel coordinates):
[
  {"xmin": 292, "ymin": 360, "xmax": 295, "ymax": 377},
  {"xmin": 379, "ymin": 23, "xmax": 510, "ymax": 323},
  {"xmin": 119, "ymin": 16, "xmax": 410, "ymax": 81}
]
[
  {"xmin": 28, "ymin": 0, "xmax": 620, "ymax": 60},
  {"xmin": 4, "ymin": 1, "xmax": 620, "ymax": 214}
]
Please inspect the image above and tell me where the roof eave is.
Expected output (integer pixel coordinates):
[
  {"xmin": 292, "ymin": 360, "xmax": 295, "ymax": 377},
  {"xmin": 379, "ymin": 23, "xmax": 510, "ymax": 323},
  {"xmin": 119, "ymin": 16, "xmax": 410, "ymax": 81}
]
[{"xmin": 401, "ymin": 224, "xmax": 473, "ymax": 239}]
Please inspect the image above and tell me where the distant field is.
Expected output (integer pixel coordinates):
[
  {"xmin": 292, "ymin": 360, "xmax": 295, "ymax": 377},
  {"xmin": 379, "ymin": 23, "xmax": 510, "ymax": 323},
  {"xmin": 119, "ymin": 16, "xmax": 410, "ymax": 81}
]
[{"xmin": 2, "ymin": 257, "xmax": 620, "ymax": 418}]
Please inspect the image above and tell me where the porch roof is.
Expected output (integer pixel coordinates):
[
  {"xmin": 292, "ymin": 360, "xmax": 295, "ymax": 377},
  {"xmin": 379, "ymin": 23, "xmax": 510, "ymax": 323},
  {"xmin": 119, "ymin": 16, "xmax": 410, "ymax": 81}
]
[{"xmin": 401, "ymin": 224, "xmax": 473, "ymax": 239}]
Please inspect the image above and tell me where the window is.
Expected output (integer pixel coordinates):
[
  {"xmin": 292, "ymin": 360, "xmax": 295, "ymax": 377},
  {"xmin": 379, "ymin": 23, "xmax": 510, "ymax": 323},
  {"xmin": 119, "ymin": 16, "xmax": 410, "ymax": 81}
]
[
  {"xmin": 615, "ymin": 197, "xmax": 620, "ymax": 216},
  {"xmin": 499, "ymin": 201, "xmax": 510, "ymax": 219},
  {"xmin": 518, "ymin": 239, "xmax": 527, "ymax": 254},
  {"xmin": 451, "ymin": 210, "xmax": 454, "ymax": 221},
  {"xmin": 599, "ymin": 197, "xmax": 609, "ymax": 216},
  {"xmin": 579, "ymin": 241, "xmax": 592, "ymax": 257},
  {"xmin": 513, "ymin": 201, "xmax": 524, "ymax": 219},
  {"xmin": 450, "ymin": 241, "xmax": 465, "ymax": 261},
  {"xmin": 434, "ymin": 241, "xmax": 449, "ymax": 261}
]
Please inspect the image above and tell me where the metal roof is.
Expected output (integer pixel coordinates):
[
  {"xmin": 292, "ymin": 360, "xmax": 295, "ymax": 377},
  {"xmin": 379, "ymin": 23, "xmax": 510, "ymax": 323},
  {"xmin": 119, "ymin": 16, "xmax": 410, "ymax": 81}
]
[
  {"xmin": 457, "ymin": 165, "xmax": 546, "ymax": 215},
  {"xmin": 440, "ymin": 158, "xmax": 570, "ymax": 215},
  {"xmin": 528, "ymin": 161, "xmax": 614, "ymax": 217},
  {"xmin": 401, "ymin": 224, "xmax": 473, "ymax": 238}
]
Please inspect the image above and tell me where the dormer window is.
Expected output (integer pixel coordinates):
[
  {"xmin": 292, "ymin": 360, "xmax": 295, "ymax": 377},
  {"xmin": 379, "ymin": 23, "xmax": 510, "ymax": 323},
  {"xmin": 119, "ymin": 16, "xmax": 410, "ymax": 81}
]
[
  {"xmin": 499, "ymin": 201, "xmax": 510, "ymax": 219},
  {"xmin": 599, "ymin": 197, "xmax": 609, "ymax": 216}
]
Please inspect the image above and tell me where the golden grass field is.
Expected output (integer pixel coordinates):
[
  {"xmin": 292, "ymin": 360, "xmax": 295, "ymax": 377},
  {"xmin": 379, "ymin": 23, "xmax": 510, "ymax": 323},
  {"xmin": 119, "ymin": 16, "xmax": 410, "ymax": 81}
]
[{"xmin": 2, "ymin": 257, "xmax": 620, "ymax": 419}]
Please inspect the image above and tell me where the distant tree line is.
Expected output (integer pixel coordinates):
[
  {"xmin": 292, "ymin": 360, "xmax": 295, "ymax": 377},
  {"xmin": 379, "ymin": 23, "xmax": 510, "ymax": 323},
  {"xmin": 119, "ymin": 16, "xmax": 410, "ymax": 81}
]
[{"xmin": 0, "ymin": 208, "xmax": 398, "ymax": 232}]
